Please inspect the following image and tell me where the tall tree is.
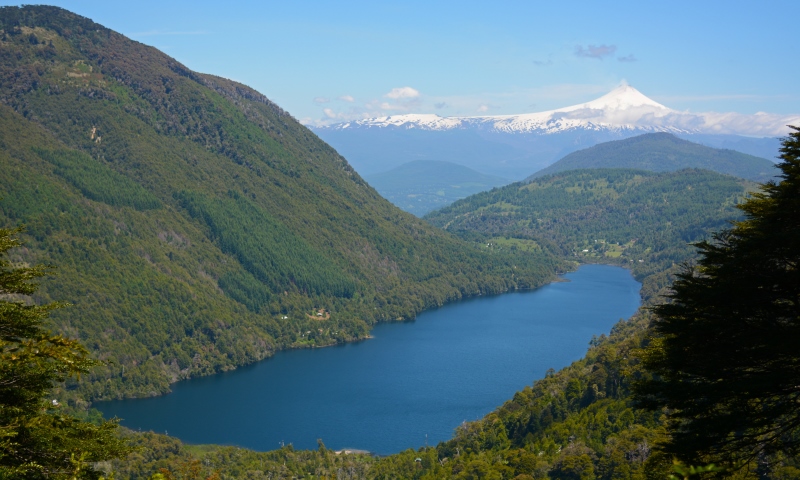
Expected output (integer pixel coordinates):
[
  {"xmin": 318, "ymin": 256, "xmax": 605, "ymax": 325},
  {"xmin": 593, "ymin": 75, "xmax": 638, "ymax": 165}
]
[
  {"xmin": 0, "ymin": 227, "xmax": 130, "ymax": 479},
  {"xmin": 636, "ymin": 127, "xmax": 800, "ymax": 469}
]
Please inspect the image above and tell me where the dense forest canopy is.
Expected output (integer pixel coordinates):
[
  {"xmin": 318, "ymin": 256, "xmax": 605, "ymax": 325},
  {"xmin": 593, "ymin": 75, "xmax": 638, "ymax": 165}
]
[{"xmin": 426, "ymin": 168, "xmax": 755, "ymax": 301}]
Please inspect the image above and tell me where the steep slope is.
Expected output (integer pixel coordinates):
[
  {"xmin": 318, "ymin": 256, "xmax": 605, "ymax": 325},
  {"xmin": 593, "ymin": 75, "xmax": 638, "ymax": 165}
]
[
  {"xmin": 0, "ymin": 6, "xmax": 562, "ymax": 401},
  {"xmin": 528, "ymin": 132, "xmax": 778, "ymax": 181},
  {"xmin": 364, "ymin": 160, "xmax": 511, "ymax": 216}
]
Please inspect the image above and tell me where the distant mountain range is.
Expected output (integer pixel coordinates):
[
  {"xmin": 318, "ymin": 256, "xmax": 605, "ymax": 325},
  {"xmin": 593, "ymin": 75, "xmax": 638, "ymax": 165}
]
[
  {"xmin": 529, "ymin": 133, "xmax": 778, "ymax": 182},
  {"xmin": 314, "ymin": 86, "xmax": 791, "ymax": 179},
  {"xmin": 364, "ymin": 161, "xmax": 511, "ymax": 216}
]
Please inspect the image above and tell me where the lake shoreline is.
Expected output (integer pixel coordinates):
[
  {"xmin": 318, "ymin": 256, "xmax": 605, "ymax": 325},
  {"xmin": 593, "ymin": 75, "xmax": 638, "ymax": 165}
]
[{"xmin": 98, "ymin": 264, "xmax": 641, "ymax": 454}]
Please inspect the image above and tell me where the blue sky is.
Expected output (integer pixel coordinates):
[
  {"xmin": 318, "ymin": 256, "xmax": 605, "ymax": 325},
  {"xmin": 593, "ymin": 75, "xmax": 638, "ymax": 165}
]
[{"xmin": 2, "ymin": 1, "xmax": 798, "ymax": 125}]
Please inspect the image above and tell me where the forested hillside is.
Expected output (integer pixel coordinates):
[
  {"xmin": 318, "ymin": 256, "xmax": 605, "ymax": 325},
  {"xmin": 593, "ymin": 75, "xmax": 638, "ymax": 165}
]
[
  {"xmin": 427, "ymin": 168, "xmax": 754, "ymax": 299},
  {"xmin": 0, "ymin": 5, "xmax": 562, "ymax": 403},
  {"xmin": 529, "ymin": 133, "xmax": 777, "ymax": 182}
]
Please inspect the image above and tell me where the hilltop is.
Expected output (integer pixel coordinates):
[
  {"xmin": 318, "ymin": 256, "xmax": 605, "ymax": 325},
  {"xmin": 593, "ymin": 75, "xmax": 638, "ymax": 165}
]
[
  {"xmin": 0, "ymin": 5, "xmax": 561, "ymax": 401},
  {"xmin": 528, "ymin": 132, "xmax": 778, "ymax": 182}
]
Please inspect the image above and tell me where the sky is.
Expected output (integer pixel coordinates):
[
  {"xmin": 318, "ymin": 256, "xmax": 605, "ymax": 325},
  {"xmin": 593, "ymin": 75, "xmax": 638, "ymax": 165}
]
[{"xmin": 2, "ymin": 1, "xmax": 798, "ymax": 126}]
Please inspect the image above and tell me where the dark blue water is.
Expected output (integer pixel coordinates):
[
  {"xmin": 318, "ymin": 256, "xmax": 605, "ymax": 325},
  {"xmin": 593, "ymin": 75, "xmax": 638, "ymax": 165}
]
[{"xmin": 97, "ymin": 265, "xmax": 640, "ymax": 454}]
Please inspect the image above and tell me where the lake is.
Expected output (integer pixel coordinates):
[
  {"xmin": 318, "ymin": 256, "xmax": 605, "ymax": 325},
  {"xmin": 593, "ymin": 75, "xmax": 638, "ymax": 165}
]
[{"xmin": 97, "ymin": 264, "xmax": 641, "ymax": 454}]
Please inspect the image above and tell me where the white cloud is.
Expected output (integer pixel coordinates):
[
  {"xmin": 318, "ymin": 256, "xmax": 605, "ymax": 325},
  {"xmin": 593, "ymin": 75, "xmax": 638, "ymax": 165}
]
[
  {"xmin": 385, "ymin": 86, "xmax": 420, "ymax": 99},
  {"xmin": 339, "ymin": 95, "xmax": 355, "ymax": 102},
  {"xmin": 313, "ymin": 97, "xmax": 330, "ymax": 104},
  {"xmin": 323, "ymin": 108, "xmax": 337, "ymax": 118},
  {"xmin": 477, "ymin": 105, "xmax": 490, "ymax": 113}
]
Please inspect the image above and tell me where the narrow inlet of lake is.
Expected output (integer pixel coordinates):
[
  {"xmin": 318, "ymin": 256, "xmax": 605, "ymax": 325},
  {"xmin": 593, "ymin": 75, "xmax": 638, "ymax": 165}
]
[{"xmin": 97, "ymin": 264, "xmax": 641, "ymax": 455}]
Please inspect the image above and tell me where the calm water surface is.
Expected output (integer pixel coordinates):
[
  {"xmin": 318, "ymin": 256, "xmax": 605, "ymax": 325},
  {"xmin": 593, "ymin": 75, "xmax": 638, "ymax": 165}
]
[{"xmin": 98, "ymin": 265, "xmax": 640, "ymax": 454}]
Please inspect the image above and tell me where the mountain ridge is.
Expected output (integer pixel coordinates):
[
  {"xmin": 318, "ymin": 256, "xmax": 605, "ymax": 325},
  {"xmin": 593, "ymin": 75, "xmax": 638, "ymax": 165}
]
[
  {"xmin": 528, "ymin": 132, "xmax": 778, "ymax": 182},
  {"xmin": 316, "ymin": 85, "xmax": 798, "ymax": 137},
  {"xmin": 312, "ymin": 86, "xmax": 784, "ymax": 179}
]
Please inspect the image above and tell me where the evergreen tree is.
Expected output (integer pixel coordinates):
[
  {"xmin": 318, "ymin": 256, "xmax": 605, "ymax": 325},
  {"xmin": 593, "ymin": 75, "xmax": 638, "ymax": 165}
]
[
  {"xmin": 0, "ymin": 227, "xmax": 130, "ymax": 479},
  {"xmin": 636, "ymin": 127, "xmax": 800, "ymax": 469}
]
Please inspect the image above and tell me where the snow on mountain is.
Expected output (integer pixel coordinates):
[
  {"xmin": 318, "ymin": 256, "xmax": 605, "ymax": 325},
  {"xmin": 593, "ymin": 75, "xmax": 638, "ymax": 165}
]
[{"xmin": 321, "ymin": 86, "xmax": 798, "ymax": 137}]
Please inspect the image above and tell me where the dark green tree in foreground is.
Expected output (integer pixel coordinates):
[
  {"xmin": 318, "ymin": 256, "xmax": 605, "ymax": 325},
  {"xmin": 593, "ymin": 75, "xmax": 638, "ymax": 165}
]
[
  {"xmin": 637, "ymin": 127, "xmax": 800, "ymax": 469},
  {"xmin": 0, "ymin": 227, "xmax": 130, "ymax": 479}
]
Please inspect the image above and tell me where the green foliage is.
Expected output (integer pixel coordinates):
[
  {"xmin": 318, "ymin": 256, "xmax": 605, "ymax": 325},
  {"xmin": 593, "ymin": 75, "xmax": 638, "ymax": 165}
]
[
  {"xmin": 0, "ymin": 227, "xmax": 130, "ymax": 479},
  {"xmin": 669, "ymin": 461, "xmax": 723, "ymax": 480},
  {"xmin": 636, "ymin": 127, "xmax": 800, "ymax": 470},
  {"xmin": 177, "ymin": 189, "xmax": 356, "ymax": 298},
  {"xmin": 34, "ymin": 147, "xmax": 161, "ymax": 211},
  {"xmin": 111, "ymin": 432, "xmax": 373, "ymax": 480},
  {"xmin": 529, "ymin": 132, "xmax": 777, "ymax": 182},
  {"xmin": 216, "ymin": 269, "xmax": 272, "ymax": 314},
  {"xmin": 427, "ymin": 168, "xmax": 752, "ymax": 302}
]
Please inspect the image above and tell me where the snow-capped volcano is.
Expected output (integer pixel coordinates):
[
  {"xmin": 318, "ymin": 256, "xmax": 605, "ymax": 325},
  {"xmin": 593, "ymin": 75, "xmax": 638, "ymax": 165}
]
[
  {"xmin": 570, "ymin": 84, "xmax": 669, "ymax": 111},
  {"xmin": 321, "ymin": 85, "xmax": 797, "ymax": 137},
  {"xmin": 313, "ymin": 85, "xmax": 794, "ymax": 179}
]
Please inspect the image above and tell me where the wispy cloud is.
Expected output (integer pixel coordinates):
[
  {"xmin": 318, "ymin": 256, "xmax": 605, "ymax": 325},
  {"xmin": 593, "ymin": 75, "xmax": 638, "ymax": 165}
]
[
  {"xmin": 532, "ymin": 59, "xmax": 553, "ymax": 66},
  {"xmin": 617, "ymin": 54, "xmax": 637, "ymax": 63},
  {"xmin": 313, "ymin": 97, "xmax": 330, "ymax": 104},
  {"xmin": 339, "ymin": 95, "xmax": 355, "ymax": 102},
  {"xmin": 434, "ymin": 102, "xmax": 448, "ymax": 109},
  {"xmin": 575, "ymin": 44, "xmax": 617, "ymax": 60}
]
